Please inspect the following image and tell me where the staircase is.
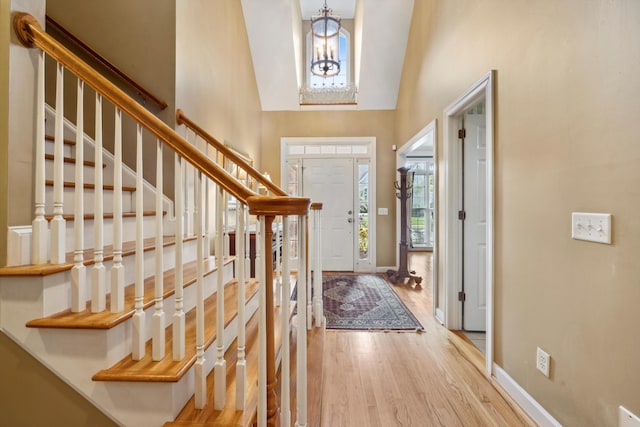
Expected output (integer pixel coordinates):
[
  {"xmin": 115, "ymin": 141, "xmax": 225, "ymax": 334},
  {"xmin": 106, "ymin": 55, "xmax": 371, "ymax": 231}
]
[{"xmin": 0, "ymin": 13, "xmax": 325, "ymax": 427}]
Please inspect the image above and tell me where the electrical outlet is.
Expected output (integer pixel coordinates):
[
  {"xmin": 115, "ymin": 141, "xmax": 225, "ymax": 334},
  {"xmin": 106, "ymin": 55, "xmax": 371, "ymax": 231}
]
[
  {"xmin": 619, "ymin": 406, "xmax": 640, "ymax": 427},
  {"xmin": 536, "ymin": 347, "xmax": 550, "ymax": 377}
]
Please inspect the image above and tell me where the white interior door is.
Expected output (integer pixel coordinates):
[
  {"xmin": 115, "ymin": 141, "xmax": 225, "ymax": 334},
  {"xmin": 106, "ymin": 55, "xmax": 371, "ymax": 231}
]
[
  {"xmin": 302, "ymin": 158, "xmax": 354, "ymax": 271},
  {"xmin": 463, "ymin": 103, "xmax": 487, "ymax": 331}
]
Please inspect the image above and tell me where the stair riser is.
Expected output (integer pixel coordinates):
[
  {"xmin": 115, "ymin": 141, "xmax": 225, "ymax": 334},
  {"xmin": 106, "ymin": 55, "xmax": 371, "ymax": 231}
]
[
  {"xmin": 45, "ymin": 158, "xmax": 98, "ymax": 184},
  {"xmin": 0, "ymin": 259, "xmax": 235, "ymax": 361},
  {"xmin": 45, "ymin": 186, "xmax": 134, "ymax": 215},
  {"xmin": 78, "ymin": 238, "xmax": 199, "ymax": 299},
  {"xmin": 44, "ymin": 140, "xmax": 76, "ymax": 158},
  {"xmin": 59, "ymin": 214, "xmax": 173, "ymax": 253}
]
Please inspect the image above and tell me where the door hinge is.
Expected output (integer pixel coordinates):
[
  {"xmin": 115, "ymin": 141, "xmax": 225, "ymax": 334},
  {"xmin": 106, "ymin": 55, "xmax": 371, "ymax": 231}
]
[
  {"xmin": 458, "ymin": 210, "xmax": 466, "ymax": 220},
  {"xmin": 458, "ymin": 128, "xmax": 466, "ymax": 139},
  {"xmin": 458, "ymin": 291, "xmax": 466, "ymax": 301}
]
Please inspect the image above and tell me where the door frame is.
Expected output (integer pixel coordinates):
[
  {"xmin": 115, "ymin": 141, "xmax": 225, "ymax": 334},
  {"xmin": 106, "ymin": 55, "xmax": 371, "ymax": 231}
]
[
  {"xmin": 443, "ymin": 70, "xmax": 495, "ymax": 376},
  {"xmin": 396, "ymin": 119, "xmax": 438, "ymax": 321},
  {"xmin": 281, "ymin": 137, "xmax": 377, "ymax": 272}
]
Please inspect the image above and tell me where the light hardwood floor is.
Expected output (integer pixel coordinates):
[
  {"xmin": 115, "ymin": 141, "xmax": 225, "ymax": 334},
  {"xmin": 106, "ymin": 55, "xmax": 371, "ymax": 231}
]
[{"xmin": 320, "ymin": 252, "xmax": 535, "ymax": 427}]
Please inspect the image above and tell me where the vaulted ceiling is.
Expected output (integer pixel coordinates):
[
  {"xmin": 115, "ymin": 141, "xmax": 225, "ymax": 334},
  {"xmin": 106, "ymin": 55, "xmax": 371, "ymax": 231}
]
[{"xmin": 240, "ymin": 0, "xmax": 414, "ymax": 111}]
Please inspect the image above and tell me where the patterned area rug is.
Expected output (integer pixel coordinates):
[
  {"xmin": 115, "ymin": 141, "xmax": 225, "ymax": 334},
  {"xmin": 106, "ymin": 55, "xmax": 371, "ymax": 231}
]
[{"xmin": 320, "ymin": 274, "xmax": 424, "ymax": 331}]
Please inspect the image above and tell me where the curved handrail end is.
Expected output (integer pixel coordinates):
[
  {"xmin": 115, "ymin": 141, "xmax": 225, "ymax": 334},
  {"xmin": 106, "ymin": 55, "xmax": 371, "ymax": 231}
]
[
  {"xmin": 13, "ymin": 12, "xmax": 40, "ymax": 48},
  {"xmin": 310, "ymin": 202, "xmax": 323, "ymax": 211},
  {"xmin": 176, "ymin": 108, "xmax": 185, "ymax": 126}
]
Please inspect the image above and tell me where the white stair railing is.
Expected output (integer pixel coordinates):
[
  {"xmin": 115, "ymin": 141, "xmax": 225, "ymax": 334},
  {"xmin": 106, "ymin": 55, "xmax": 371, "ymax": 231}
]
[
  {"xmin": 32, "ymin": 49, "xmax": 47, "ymax": 265},
  {"xmin": 132, "ymin": 124, "xmax": 145, "ymax": 360},
  {"xmin": 280, "ymin": 215, "xmax": 291, "ymax": 427},
  {"xmin": 15, "ymin": 23, "xmax": 317, "ymax": 427},
  {"xmin": 110, "ymin": 108, "xmax": 125, "ymax": 313},
  {"xmin": 311, "ymin": 203, "xmax": 324, "ymax": 327},
  {"xmin": 50, "ymin": 61, "xmax": 66, "ymax": 264},
  {"xmin": 235, "ymin": 202, "xmax": 247, "ymax": 410},
  {"xmin": 173, "ymin": 153, "xmax": 185, "ymax": 361},
  {"xmin": 91, "ymin": 93, "xmax": 106, "ymax": 313},
  {"xmin": 152, "ymin": 139, "xmax": 165, "ymax": 361},
  {"xmin": 70, "ymin": 79, "xmax": 86, "ymax": 312},
  {"xmin": 296, "ymin": 213, "xmax": 308, "ymax": 427}
]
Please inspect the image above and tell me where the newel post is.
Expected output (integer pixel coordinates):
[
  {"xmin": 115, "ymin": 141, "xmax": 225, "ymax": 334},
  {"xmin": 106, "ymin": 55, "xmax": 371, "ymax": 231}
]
[{"xmin": 248, "ymin": 195, "xmax": 310, "ymax": 427}]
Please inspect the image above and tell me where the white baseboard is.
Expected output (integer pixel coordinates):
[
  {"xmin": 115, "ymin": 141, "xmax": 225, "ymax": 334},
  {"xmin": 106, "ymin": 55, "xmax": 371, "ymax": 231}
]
[
  {"xmin": 376, "ymin": 266, "xmax": 396, "ymax": 273},
  {"xmin": 7, "ymin": 226, "xmax": 32, "ymax": 266},
  {"xmin": 435, "ymin": 308, "xmax": 445, "ymax": 325},
  {"xmin": 493, "ymin": 364, "xmax": 562, "ymax": 427}
]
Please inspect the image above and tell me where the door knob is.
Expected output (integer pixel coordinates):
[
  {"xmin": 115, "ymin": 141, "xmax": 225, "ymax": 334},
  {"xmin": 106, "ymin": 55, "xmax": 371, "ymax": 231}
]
[
  {"xmin": 348, "ymin": 210, "xmax": 353, "ymax": 215},
  {"xmin": 348, "ymin": 218, "xmax": 353, "ymax": 223}
]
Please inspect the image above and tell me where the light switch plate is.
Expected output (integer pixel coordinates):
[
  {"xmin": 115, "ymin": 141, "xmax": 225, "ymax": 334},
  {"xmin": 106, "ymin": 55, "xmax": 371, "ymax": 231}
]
[
  {"xmin": 378, "ymin": 207, "xmax": 388, "ymax": 215},
  {"xmin": 571, "ymin": 212, "xmax": 612, "ymax": 244}
]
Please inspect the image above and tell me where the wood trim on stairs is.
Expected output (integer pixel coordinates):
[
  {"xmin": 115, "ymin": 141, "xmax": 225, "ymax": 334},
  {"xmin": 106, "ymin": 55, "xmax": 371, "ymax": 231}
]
[
  {"xmin": 44, "ymin": 179, "xmax": 136, "ymax": 192},
  {"xmin": 26, "ymin": 256, "xmax": 232, "ymax": 330},
  {"xmin": 44, "ymin": 153, "xmax": 105, "ymax": 168},
  {"xmin": 92, "ymin": 279, "xmax": 259, "ymax": 382}
]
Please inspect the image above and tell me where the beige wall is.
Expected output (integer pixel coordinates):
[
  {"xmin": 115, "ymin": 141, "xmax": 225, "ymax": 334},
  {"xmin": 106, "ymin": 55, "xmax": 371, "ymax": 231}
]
[
  {"xmin": 47, "ymin": 0, "xmax": 177, "ymax": 197},
  {"xmin": 0, "ymin": 332, "xmax": 117, "ymax": 426},
  {"xmin": 175, "ymin": 0, "xmax": 261, "ymax": 164},
  {"xmin": 261, "ymin": 110, "xmax": 397, "ymax": 267},
  {"xmin": 395, "ymin": 0, "xmax": 640, "ymax": 425}
]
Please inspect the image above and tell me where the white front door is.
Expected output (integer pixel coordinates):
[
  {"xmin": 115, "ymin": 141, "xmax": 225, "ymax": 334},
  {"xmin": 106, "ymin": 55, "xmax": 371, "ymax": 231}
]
[
  {"xmin": 302, "ymin": 158, "xmax": 354, "ymax": 271},
  {"xmin": 462, "ymin": 103, "xmax": 487, "ymax": 331}
]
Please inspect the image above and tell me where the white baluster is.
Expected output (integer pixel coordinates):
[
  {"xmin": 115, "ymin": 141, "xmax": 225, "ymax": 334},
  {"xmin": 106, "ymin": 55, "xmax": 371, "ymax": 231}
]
[
  {"xmin": 257, "ymin": 216, "xmax": 267, "ymax": 427},
  {"xmin": 307, "ymin": 214, "xmax": 312, "ymax": 330},
  {"xmin": 110, "ymin": 108, "xmax": 124, "ymax": 313},
  {"xmin": 280, "ymin": 216, "xmax": 291, "ymax": 427},
  {"xmin": 91, "ymin": 94, "xmax": 106, "ymax": 312},
  {"xmin": 245, "ymin": 208, "xmax": 251, "ymax": 279},
  {"xmin": 71, "ymin": 79, "xmax": 86, "ymax": 312},
  {"xmin": 32, "ymin": 50, "xmax": 47, "ymax": 265},
  {"xmin": 313, "ymin": 208, "xmax": 323, "ymax": 327},
  {"xmin": 50, "ymin": 62, "xmax": 66, "ymax": 264},
  {"xmin": 214, "ymin": 185, "xmax": 226, "ymax": 409},
  {"xmin": 295, "ymin": 214, "xmax": 308, "ymax": 427},
  {"xmin": 255, "ymin": 214, "xmax": 262, "ymax": 282},
  {"xmin": 173, "ymin": 154, "xmax": 185, "ymax": 361},
  {"xmin": 184, "ymin": 130, "xmax": 194, "ymax": 236},
  {"xmin": 132, "ymin": 124, "xmax": 145, "ymax": 360},
  {"xmin": 152, "ymin": 139, "xmax": 165, "ymax": 361},
  {"xmin": 236, "ymin": 202, "xmax": 247, "ymax": 410},
  {"xmin": 275, "ymin": 216, "xmax": 281, "ymax": 307},
  {"xmin": 194, "ymin": 171, "xmax": 206, "ymax": 409},
  {"xmin": 203, "ymin": 145, "xmax": 210, "ymax": 256}
]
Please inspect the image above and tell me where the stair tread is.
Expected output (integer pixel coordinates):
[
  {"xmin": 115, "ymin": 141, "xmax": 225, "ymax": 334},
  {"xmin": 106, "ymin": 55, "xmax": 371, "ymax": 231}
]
[
  {"xmin": 166, "ymin": 281, "xmax": 302, "ymax": 427},
  {"xmin": 92, "ymin": 279, "xmax": 260, "ymax": 382},
  {"xmin": 45, "ymin": 179, "xmax": 136, "ymax": 192},
  {"xmin": 26, "ymin": 255, "xmax": 232, "ymax": 330},
  {"xmin": 0, "ymin": 235, "xmax": 195, "ymax": 277},
  {"xmin": 45, "ymin": 134, "xmax": 76, "ymax": 146},
  {"xmin": 44, "ymin": 153, "xmax": 106, "ymax": 168},
  {"xmin": 44, "ymin": 210, "xmax": 164, "ymax": 221}
]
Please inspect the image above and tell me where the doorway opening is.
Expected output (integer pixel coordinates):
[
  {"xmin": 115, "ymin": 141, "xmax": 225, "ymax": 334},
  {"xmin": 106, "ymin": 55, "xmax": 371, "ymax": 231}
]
[
  {"xmin": 397, "ymin": 120, "xmax": 439, "ymax": 320},
  {"xmin": 443, "ymin": 71, "xmax": 495, "ymax": 375},
  {"xmin": 281, "ymin": 137, "xmax": 376, "ymax": 272}
]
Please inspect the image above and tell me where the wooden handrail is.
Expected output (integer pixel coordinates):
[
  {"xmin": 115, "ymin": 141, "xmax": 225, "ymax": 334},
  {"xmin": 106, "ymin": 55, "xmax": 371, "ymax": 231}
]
[
  {"xmin": 45, "ymin": 15, "xmax": 168, "ymax": 111},
  {"xmin": 14, "ymin": 12, "xmax": 308, "ymax": 216},
  {"xmin": 176, "ymin": 109, "xmax": 287, "ymax": 197}
]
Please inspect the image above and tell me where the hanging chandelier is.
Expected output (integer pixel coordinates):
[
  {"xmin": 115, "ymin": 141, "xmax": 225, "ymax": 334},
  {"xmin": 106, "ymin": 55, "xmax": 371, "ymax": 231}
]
[{"xmin": 310, "ymin": 1, "xmax": 341, "ymax": 77}]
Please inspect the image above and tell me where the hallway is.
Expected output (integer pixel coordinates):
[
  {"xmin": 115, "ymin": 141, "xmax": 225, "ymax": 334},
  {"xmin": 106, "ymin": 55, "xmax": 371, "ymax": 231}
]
[{"xmin": 320, "ymin": 252, "xmax": 533, "ymax": 426}]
